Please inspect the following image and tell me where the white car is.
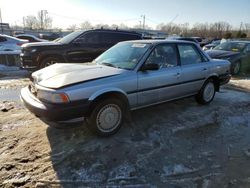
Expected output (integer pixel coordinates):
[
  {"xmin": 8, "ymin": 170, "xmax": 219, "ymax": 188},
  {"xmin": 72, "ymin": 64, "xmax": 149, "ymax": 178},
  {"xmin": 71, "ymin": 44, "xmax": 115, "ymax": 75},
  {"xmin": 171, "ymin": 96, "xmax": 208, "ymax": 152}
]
[
  {"xmin": 0, "ymin": 34, "xmax": 28, "ymax": 51},
  {"xmin": 16, "ymin": 34, "xmax": 48, "ymax": 43}
]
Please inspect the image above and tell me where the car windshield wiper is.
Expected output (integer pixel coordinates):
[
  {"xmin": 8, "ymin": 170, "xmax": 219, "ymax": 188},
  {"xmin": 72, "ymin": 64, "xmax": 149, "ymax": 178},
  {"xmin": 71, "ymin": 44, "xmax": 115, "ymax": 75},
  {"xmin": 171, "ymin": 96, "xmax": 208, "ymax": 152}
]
[{"xmin": 100, "ymin": 62, "xmax": 117, "ymax": 68}]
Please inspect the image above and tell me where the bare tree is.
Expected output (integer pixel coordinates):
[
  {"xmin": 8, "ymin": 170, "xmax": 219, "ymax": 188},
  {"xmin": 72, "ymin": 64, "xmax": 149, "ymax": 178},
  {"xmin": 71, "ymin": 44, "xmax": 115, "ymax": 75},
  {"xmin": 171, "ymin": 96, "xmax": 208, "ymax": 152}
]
[
  {"xmin": 24, "ymin": 15, "xmax": 37, "ymax": 29},
  {"xmin": 67, "ymin": 24, "xmax": 77, "ymax": 31},
  {"xmin": 37, "ymin": 10, "xmax": 52, "ymax": 29},
  {"xmin": 80, "ymin": 21, "xmax": 92, "ymax": 30}
]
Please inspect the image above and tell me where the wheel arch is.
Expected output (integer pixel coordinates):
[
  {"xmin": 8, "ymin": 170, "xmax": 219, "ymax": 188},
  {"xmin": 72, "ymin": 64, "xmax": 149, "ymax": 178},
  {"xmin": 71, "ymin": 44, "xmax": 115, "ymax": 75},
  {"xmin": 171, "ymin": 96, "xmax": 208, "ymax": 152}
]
[
  {"xmin": 38, "ymin": 54, "xmax": 65, "ymax": 67},
  {"xmin": 87, "ymin": 89, "xmax": 130, "ymax": 117},
  {"xmin": 205, "ymin": 74, "xmax": 220, "ymax": 91}
]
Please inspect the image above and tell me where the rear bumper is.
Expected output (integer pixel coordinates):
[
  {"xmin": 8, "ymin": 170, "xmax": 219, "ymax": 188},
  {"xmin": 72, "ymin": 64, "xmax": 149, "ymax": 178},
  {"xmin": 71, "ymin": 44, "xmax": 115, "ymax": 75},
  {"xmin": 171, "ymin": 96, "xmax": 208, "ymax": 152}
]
[
  {"xmin": 21, "ymin": 87, "xmax": 90, "ymax": 121},
  {"xmin": 219, "ymin": 74, "xmax": 231, "ymax": 85}
]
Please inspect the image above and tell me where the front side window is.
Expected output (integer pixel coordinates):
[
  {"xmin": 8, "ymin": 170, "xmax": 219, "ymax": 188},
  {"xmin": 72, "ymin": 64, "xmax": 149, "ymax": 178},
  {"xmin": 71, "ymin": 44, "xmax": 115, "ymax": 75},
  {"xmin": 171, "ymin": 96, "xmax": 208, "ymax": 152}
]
[
  {"xmin": 178, "ymin": 44, "xmax": 203, "ymax": 65},
  {"xmin": 78, "ymin": 32, "xmax": 100, "ymax": 44},
  {"xmin": 145, "ymin": 44, "xmax": 178, "ymax": 68}
]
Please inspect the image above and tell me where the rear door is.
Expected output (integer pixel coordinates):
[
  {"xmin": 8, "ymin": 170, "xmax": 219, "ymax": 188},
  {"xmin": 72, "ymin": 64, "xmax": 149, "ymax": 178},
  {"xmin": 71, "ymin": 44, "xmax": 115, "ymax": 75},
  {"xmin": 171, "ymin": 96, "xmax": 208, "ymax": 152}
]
[
  {"xmin": 177, "ymin": 43, "xmax": 209, "ymax": 96},
  {"xmin": 137, "ymin": 43, "xmax": 182, "ymax": 106}
]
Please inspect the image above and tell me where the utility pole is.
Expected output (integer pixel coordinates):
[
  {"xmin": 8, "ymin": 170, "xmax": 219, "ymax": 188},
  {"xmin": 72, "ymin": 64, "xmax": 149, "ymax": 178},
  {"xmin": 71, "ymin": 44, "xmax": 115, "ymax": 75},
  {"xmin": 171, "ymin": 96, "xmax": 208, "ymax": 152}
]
[
  {"xmin": 40, "ymin": 10, "xmax": 43, "ymax": 30},
  {"xmin": 40, "ymin": 10, "xmax": 48, "ymax": 30},
  {"xmin": 141, "ymin": 15, "xmax": 145, "ymax": 30},
  {"xmin": 23, "ymin": 17, "xmax": 25, "ymax": 29},
  {"xmin": 0, "ymin": 8, "xmax": 3, "ymax": 33}
]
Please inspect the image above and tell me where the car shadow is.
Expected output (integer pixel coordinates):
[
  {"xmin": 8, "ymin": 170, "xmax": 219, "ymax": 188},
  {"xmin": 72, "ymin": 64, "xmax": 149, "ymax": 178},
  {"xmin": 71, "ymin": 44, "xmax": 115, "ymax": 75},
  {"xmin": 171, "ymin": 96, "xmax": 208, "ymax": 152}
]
[{"xmin": 45, "ymin": 96, "xmax": 221, "ymax": 187}]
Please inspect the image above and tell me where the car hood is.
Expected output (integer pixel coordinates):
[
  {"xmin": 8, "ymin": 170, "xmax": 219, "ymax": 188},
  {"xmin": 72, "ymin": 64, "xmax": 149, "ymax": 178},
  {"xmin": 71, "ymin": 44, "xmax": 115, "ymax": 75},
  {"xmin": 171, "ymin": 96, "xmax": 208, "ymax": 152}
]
[
  {"xmin": 22, "ymin": 41, "xmax": 61, "ymax": 48},
  {"xmin": 32, "ymin": 63, "xmax": 125, "ymax": 89},
  {"xmin": 206, "ymin": 50, "xmax": 240, "ymax": 59}
]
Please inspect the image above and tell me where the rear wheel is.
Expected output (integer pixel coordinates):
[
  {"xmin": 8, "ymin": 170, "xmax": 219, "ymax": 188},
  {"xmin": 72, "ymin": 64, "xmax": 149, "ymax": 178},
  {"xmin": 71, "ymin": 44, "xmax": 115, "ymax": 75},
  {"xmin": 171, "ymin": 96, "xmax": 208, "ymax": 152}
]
[
  {"xmin": 40, "ymin": 57, "xmax": 60, "ymax": 69},
  {"xmin": 196, "ymin": 79, "xmax": 216, "ymax": 105},
  {"xmin": 86, "ymin": 98, "xmax": 124, "ymax": 136}
]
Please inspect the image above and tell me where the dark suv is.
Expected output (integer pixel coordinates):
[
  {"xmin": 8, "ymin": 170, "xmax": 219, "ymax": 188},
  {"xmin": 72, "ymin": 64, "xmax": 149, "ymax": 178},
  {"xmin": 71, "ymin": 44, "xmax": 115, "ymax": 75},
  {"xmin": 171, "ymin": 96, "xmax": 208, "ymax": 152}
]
[{"xmin": 20, "ymin": 29, "xmax": 143, "ymax": 69}]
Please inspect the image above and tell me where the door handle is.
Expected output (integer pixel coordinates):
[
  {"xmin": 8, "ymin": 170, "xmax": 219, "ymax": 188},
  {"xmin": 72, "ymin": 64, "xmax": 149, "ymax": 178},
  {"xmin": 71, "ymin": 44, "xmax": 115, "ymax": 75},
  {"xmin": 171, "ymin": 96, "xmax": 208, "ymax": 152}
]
[
  {"xmin": 203, "ymin": 68, "xmax": 208, "ymax": 71},
  {"xmin": 175, "ymin": 72, "xmax": 181, "ymax": 77}
]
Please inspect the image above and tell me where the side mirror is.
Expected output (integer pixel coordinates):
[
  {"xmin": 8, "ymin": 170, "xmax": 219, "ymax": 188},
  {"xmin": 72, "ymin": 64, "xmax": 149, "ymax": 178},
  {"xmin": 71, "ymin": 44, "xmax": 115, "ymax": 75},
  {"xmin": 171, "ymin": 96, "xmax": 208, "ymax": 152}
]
[{"xmin": 140, "ymin": 63, "xmax": 159, "ymax": 71}]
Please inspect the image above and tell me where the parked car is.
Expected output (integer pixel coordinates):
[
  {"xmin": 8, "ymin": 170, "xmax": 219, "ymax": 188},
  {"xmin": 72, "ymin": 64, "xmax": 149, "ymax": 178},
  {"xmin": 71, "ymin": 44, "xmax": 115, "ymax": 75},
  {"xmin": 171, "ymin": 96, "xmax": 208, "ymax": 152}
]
[
  {"xmin": 173, "ymin": 37, "xmax": 199, "ymax": 44},
  {"xmin": 16, "ymin": 34, "xmax": 48, "ymax": 43},
  {"xmin": 0, "ymin": 34, "xmax": 28, "ymax": 51},
  {"xmin": 39, "ymin": 33, "xmax": 61, "ymax": 41},
  {"xmin": 206, "ymin": 41, "xmax": 250, "ymax": 75},
  {"xmin": 21, "ymin": 40, "xmax": 231, "ymax": 136},
  {"xmin": 20, "ymin": 29, "xmax": 143, "ymax": 70},
  {"xmin": 203, "ymin": 40, "xmax": 221, "ymax": 51}
]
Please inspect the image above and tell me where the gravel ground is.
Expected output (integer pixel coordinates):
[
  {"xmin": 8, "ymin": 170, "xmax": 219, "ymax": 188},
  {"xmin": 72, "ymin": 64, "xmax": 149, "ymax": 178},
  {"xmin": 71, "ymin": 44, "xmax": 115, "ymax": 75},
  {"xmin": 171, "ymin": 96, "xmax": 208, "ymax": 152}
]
[{"xmin": 0, "ymin": 74, "xmax": 250, "ymax": 188}]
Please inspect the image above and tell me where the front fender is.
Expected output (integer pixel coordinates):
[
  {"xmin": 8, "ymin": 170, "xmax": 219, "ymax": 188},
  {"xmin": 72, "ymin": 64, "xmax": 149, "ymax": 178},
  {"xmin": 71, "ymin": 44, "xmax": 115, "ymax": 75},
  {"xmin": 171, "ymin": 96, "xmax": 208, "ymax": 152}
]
[{"xmin": 89, "ymin": 87, "xmax": 128, "ymax": 101}]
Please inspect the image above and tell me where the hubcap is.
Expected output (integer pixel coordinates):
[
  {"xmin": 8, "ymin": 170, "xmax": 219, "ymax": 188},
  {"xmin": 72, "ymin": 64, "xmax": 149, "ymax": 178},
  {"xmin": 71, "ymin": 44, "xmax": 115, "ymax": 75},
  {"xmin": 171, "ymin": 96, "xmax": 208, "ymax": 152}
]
[
  {"xmin": 45, "ymin": 60, "xmax": 57, "ymax": 67},
  {"xmin": 203, "ymin": 82, "xmax": 215, "ymax": 102},
  {"xmin": 96, "ymin": 104, "xmax": 122, "ymax": 132}
]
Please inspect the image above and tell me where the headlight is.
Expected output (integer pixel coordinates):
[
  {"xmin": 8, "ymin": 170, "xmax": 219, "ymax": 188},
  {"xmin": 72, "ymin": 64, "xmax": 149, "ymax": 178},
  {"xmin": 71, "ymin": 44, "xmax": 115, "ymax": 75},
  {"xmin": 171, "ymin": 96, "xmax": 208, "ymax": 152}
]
[{"xmin": 37, "ymin": 90, "xmax": 69, "ymax": 103}]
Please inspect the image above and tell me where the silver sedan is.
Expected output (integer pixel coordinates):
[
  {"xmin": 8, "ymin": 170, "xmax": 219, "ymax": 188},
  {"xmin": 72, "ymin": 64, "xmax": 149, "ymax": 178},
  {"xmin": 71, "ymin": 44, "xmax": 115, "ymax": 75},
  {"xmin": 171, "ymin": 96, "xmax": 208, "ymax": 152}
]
[{"xmin": 21, "ymin": 40, "xmax": 231, "ymax": 136}]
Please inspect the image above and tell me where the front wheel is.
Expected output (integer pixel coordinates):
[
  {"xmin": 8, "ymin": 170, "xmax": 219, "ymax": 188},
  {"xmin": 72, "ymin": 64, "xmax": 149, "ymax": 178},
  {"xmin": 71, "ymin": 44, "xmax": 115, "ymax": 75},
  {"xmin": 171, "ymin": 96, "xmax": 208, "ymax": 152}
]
[
  {"xmin": 40, "ymin": 57, "xmax": 60, "ymax": 69},
  {"xmin": 86, "ymin": 98, "xmax": 124, "ymax": 136},
  {"xmin": 196, "ymin": 79, "xmax": 216, "ymax": 105}
]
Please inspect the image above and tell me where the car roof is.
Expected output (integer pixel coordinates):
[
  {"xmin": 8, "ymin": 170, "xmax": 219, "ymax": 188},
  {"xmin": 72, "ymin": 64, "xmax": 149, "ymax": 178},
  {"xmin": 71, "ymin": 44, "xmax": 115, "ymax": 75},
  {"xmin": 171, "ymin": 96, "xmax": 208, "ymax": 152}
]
[
  {"xmin": 0, "ymin": 34, "xmax": 24, "ymax": 41},
  {"xmin": 227, "ymin": 40, "xmax": 250, "ymax": 44},
  {"xmin": 84, "ymin": 28, "xmax": 142, "ymax": 35},
  {"xmin": 122, "ymin": 39, "xmax": 198, "ymax": 45}
]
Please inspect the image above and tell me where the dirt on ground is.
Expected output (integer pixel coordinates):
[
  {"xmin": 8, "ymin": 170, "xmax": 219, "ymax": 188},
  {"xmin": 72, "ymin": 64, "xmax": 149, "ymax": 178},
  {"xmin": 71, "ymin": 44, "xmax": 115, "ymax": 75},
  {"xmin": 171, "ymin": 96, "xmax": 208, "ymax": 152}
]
[{"xmin": 0, "ymin": 75, "xmax": 250, "ymax": 188}]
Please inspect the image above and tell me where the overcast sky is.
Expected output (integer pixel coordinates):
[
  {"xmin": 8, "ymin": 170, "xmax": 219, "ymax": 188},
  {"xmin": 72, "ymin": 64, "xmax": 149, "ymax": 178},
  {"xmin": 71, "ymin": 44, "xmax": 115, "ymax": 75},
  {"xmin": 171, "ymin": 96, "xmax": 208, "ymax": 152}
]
[{"xmin": 1, "ymin": 0, "xmax": 250, "ymax": 29}]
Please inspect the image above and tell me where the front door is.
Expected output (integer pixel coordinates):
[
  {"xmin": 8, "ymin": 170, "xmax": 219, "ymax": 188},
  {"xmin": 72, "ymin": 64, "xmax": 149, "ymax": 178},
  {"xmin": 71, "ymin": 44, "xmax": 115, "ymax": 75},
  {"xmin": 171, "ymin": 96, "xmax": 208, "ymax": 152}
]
[
  {"xmin": 137, "ymin": 44, "xmax": 182, "ymax": 106},
  {"xmin": 66, "ymin": 32, "xmax": 103, "ymax": 63}
]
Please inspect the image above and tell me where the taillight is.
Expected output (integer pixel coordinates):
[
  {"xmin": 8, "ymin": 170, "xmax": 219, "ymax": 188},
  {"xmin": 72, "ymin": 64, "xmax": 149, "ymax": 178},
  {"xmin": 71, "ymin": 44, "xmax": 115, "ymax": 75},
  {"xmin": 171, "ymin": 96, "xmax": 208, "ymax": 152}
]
[{"xmin": 16, "ymin": 43, "xmax": 23, "ymax": 46}]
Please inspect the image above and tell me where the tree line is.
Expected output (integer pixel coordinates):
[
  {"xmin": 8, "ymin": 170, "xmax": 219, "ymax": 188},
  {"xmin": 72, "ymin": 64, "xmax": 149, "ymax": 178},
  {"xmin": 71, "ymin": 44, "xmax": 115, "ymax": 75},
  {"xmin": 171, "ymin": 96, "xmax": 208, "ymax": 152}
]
[{"xmin": 20, "ymin": 12, "xmax": 250, "ymax": 39}]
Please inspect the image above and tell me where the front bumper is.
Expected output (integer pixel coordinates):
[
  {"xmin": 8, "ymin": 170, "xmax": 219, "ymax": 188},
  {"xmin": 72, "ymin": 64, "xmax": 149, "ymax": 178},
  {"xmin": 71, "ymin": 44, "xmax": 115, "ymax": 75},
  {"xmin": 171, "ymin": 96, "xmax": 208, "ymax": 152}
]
[
  {"xmin": 20, "ymin": 53, "xmax": 39, "ymax": 70},
  {"xmin": 21, "ymin": 87, "xmax": 90, "ymax": 121}
]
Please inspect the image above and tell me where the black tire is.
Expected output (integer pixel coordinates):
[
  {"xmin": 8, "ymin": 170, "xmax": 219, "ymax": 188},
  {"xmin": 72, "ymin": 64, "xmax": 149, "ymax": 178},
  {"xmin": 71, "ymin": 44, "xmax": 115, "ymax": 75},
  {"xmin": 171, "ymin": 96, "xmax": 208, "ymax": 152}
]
[
  {"xmin": 231, "ymin": 61, "xmax": 241, "ymax": 75},
  {"xmin": 40, "ymin": 57, "xmax": 60, "ymax": 69},
  {"xmin": 196, "ymin": 79, "xmax": 216, "ymax": 105},
  {"xmin": 86, "ymin": 98, "xmax": 125, "ymax": 136}
]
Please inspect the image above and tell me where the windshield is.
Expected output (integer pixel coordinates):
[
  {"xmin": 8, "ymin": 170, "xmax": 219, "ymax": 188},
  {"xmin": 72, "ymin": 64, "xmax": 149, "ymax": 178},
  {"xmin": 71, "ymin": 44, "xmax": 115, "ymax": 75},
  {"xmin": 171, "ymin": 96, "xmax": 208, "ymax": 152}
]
[
  {"xmin": 57, "ymin": 31, "xmax": 83, "ymax": 44},
  {"xmin": 95, "ymin": 42, "xmax": 151, "ymax": 70},
  {"xmin": 214, "ymin": 42, "xmax": 246, "ymax": 52}
]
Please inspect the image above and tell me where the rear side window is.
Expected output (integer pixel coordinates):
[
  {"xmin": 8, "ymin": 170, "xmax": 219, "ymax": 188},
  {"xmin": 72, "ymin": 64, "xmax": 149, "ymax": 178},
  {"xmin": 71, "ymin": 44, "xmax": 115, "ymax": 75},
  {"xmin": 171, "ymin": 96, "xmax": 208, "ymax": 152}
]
[
  {"xmin": 0, "ymin": 36, "xmax": 7, "ymax": 42},
  {"xmin": 18, "ymin": 36, "xmax": 34, "ymax": 42},
  {"xmin": 178, "ymin": 44, "xmax": 203, "ymax": 65}
]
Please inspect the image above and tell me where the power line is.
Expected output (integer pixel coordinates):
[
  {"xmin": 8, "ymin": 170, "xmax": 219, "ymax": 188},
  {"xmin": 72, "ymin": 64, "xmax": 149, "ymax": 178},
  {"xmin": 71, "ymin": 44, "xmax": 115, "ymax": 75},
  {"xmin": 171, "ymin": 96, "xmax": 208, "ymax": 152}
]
[{"xmin": 145, "ymin": 17, "xmax": 160, "ymax": 25}]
